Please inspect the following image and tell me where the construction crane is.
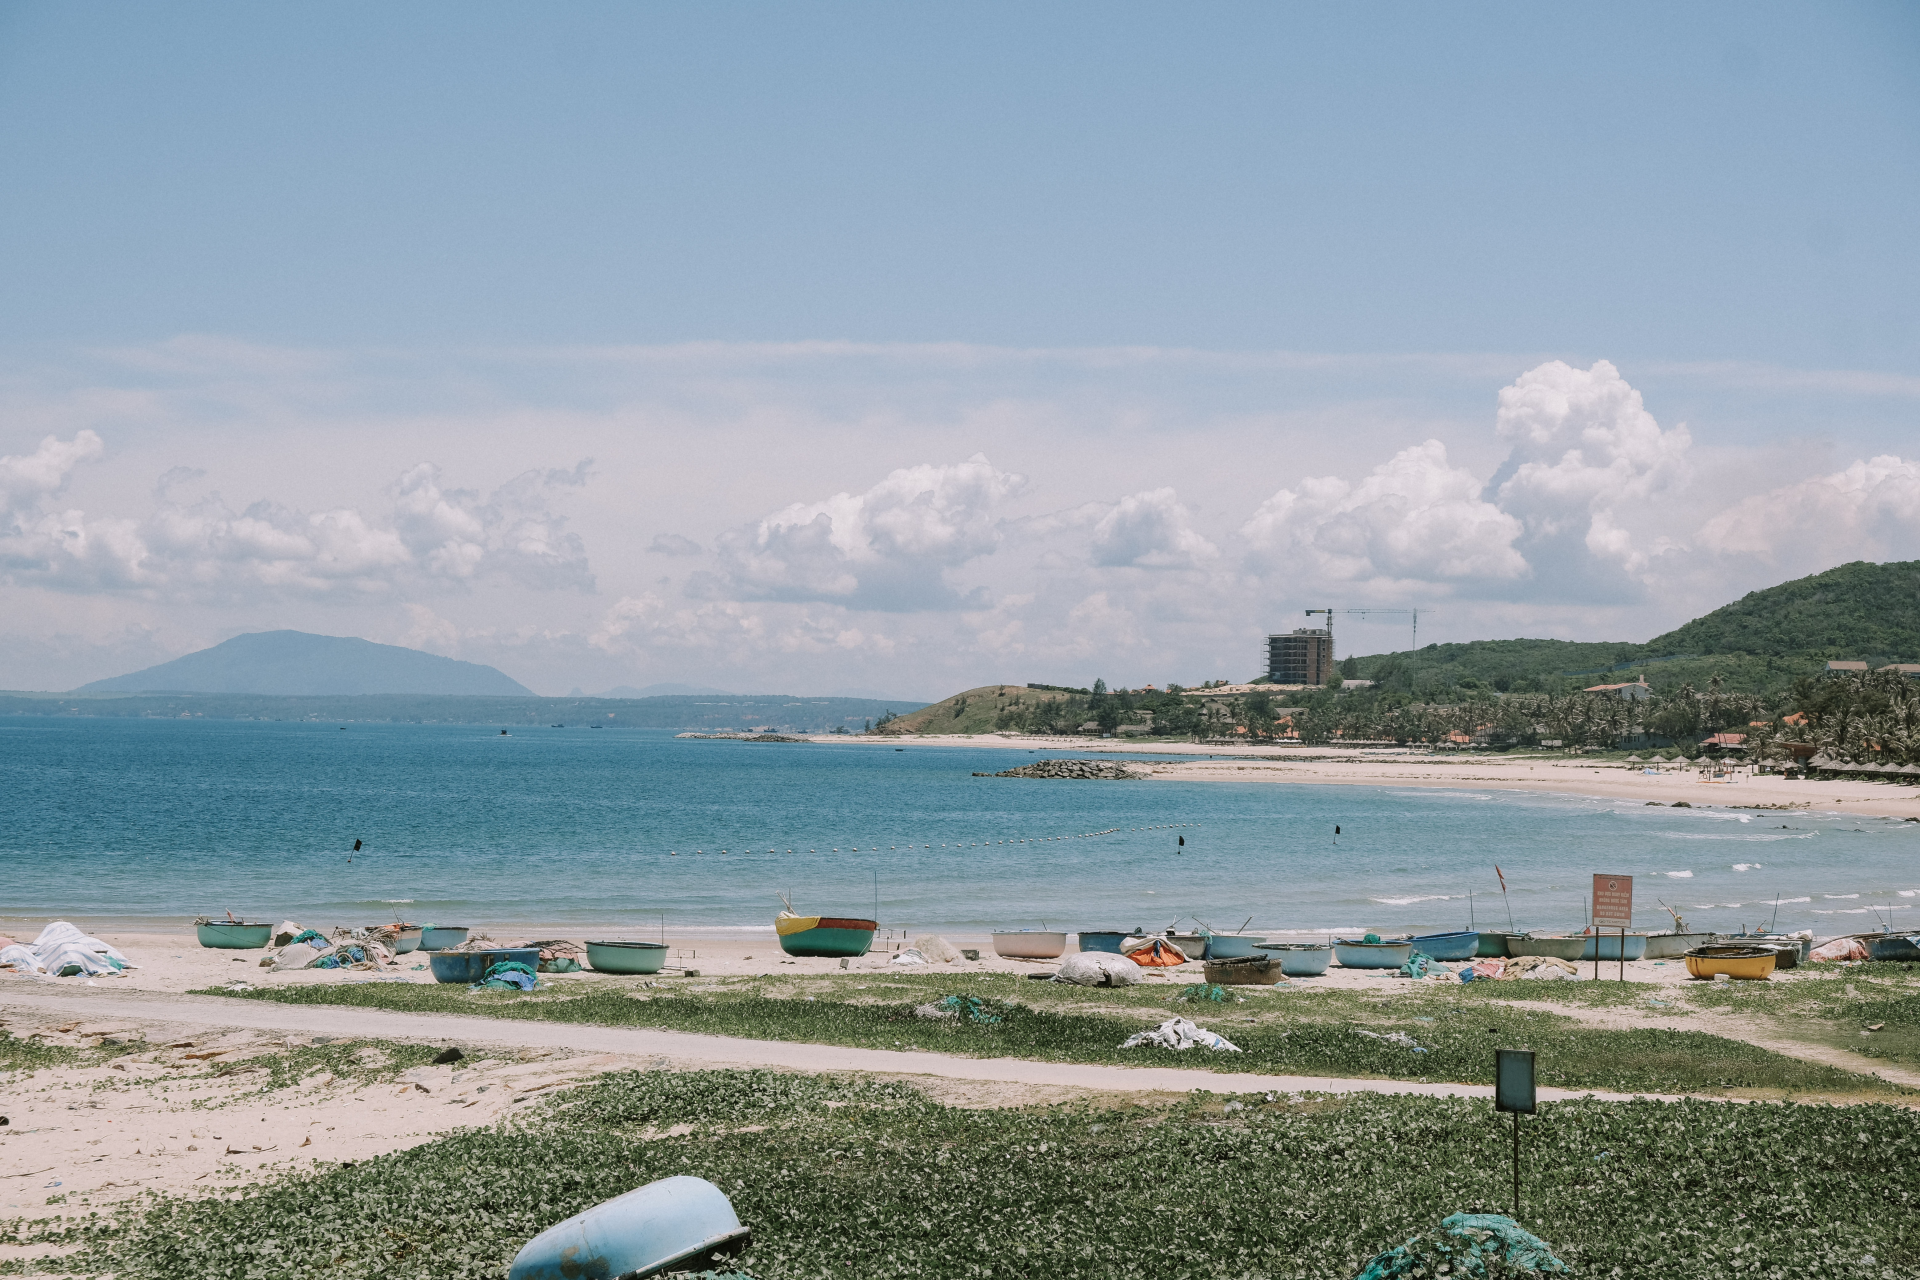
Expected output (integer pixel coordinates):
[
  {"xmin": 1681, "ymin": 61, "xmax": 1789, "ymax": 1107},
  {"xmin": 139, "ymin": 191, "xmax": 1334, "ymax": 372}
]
[{"xmin": 1303, "ymin": 607, "xmax": 1429, "ymax": 660}]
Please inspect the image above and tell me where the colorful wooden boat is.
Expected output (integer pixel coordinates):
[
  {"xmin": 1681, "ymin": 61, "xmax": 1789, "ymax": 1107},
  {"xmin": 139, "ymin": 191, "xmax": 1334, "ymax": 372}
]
[
  {"xmin": 585, "ymin": 940, "xmax": 670, "ymax": 974},
  {"xmin": 1258, "ymin": 942, "xmax": 1333, "ymax": 976},
  {"xmin": 195, "ymin": 921, "xmax": 273, "ymax": 949},
  {"xmin": 1684, "ymin": 945, "xmax": 1777, "ymax": 981},
  {"xmin": 1407, "ymin": 930, "xmax": 1480, "ymax": 962},
  {"xmin": 508, "ymin": 1175, "xmax": 749, "ymax": 1280},
  {"xmin": 1579, "ymin": 932, "xmax": 1649, "ymax": 962},
  {"xmin": 991, "ymin": 930, "xmax": 1067, "ymax": 959},
  {"xmin": 1334, "ymin": 939, "xmax": 1414, "ymax": 969},
  {"xmin": 775, "ymin": 912, "xmax": 876, "ymax": 958},
  {"xmin": 1507, "ymin": 934, "xmax": 1587, "ymax": 962}
]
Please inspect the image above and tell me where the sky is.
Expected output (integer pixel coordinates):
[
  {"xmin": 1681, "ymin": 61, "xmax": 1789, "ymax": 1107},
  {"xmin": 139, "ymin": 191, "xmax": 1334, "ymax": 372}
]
[{"xmin": 2, "ymin": 1, "xmax": 1918, "ymax": 698}]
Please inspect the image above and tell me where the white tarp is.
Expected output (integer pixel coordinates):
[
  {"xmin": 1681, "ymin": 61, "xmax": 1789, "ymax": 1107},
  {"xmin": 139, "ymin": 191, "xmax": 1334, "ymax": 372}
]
[
  {"xmin": 1119, "ymin": 1017, "xmax": 1240, "ymax": 1052},
  {"xmin": 0, "ymin": 922, "xmax": 135, "ymax": 977},
  {"xmin": 1054, "ymin": 951, "xmax": 1143, "ymax": 987}
]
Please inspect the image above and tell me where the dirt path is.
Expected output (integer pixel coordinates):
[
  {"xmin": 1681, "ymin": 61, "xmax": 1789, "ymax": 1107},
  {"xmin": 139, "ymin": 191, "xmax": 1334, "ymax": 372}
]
[{"xmin": 3, "ymin": 986, "xmax": 1670, "ymax": 1105}]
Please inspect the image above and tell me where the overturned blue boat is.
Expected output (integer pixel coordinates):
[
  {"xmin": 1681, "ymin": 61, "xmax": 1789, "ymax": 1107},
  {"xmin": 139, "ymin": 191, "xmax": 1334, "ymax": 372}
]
[{"xmin": 508, "ymin": 1175, "xmax": 749, "ymax": 1280}]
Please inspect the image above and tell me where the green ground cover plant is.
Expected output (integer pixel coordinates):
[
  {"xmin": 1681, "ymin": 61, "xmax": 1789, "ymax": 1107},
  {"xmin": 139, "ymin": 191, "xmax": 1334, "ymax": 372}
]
[
  {"xmin": 198, "ymin": 974, "xmax": 1900, "ymax": 1099},
  {"xmin": 6, "ymin": 1069, "xmax": 1915, "ymax": 1279},
  {"xmin": 0, "ymin": 1029, "xmax": 144, "ymax": 1076}
]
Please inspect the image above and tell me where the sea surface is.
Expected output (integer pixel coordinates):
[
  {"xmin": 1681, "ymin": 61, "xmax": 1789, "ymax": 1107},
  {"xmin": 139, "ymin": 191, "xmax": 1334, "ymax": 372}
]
[{"xmin": 3, "ymin": 717, "xmax": 1917, "ymax": 938}]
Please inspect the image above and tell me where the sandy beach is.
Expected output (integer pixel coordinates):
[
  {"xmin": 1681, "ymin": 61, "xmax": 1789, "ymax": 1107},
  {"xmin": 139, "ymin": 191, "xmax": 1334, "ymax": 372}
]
[{"xmin": 849, "ymin": 732, "xmax": 1920, "ymax": 820}]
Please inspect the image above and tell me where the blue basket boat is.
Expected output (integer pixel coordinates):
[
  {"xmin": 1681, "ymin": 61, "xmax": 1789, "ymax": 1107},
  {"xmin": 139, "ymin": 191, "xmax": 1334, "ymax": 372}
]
[
  {"xmin": 1334, "ymin": 939, "xmax": 1414, "ymax": 969},
  {"xmin": 509, "ymin": 1176, "xmax": 749, "ymax": 1280},
  {"xmin": 430, "ymin": 947, "xmax": 541, "ymax": 984},
  {"xmin": 1406, "ymin": 931, "xmax": 1480, "ymax": 962}
]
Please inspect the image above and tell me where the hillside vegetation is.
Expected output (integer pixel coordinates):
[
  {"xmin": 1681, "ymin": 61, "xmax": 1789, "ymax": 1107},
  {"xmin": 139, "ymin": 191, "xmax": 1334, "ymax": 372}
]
[
  {"xmin": 872, "ymin": 685, "xmax": 1073, "ymax": 735},
  {"xmin": 1350, "ymin": 560, "xmax": 1920, "ymax": 699}
]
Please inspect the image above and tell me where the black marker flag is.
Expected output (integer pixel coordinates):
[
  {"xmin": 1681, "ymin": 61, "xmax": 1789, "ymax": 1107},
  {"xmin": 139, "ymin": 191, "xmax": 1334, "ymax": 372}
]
[{"xmin": 350, "ymin": 837, "xmax": 362, "ymax": 864}]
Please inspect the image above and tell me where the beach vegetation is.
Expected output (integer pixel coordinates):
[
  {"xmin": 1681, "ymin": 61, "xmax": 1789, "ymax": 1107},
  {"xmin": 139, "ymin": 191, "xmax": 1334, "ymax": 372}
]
[{"xmin": 7, "ymin": 1069, "xmax": 1916, "ymax": 1279}]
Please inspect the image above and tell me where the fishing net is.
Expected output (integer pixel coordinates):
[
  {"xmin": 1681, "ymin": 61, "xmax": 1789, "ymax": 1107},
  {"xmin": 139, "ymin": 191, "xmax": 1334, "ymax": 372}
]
[{"xmin": 1354, "ymin": 1213, "xmax": 1568, "ymax": 1279}]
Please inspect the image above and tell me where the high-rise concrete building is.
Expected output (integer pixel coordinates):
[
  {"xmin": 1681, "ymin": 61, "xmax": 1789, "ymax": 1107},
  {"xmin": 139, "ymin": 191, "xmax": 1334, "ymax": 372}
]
[{"xmin": 1267, "ymin": 628, "xmax": 1331, "ymax": 685}]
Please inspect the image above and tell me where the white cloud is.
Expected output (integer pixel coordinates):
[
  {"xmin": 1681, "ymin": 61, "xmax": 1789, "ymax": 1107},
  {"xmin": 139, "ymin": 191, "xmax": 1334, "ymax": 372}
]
[
  {"xmin": 1489, "ymin": 359, "xmax": 1691, "ymax": 579},
  {"xmin": 701, "ymin": 454, "xmax": 1023, "ymax": 611},
  {"xmin": 1242, "ymin": 439, "xmax": 1526, "ymax": 587},
  {"xmin": 647, "ymin": 533, "xmax": 704, "ymax": 556},
  {"xmin": 1700, "ymin": 455, "xmax": 1920, "ymax": 563},
  {"xmin": 0, "ymin": 432, "xmax": 594, "ymax": 599},
  {"xmin": 1090, "ymin": 488, "xmax": 1218, "ymax": 569}
]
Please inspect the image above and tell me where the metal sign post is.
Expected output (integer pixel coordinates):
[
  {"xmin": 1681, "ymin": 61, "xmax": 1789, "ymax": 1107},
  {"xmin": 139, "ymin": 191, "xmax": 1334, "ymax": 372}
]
[
  {"xmin": 1592, "ymin": 874, "xmax": 1634, "ymax": 981},
  {"xmin": 1494, "ymin": 1049, "xmax": 1536, "ymax": 1219}
]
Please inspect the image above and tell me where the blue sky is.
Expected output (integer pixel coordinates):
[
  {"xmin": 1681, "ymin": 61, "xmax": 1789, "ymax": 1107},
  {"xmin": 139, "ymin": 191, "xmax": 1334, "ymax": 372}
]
[{"xmin": 2, "ymin": 2, "xmax": 1918, "ymax": 695}]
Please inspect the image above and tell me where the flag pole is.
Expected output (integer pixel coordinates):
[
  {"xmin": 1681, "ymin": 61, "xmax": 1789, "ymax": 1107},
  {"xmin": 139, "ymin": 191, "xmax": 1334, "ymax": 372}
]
[{"xmin": 1495, "ymin": 865, "xmax": 1516, "ymax": 931}]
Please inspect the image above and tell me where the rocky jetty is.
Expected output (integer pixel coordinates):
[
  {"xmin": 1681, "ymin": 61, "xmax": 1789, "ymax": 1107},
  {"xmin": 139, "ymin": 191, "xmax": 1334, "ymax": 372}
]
[{"xmin": 977, "ymin": 758, "xmax": 1147, "ymax": 780}]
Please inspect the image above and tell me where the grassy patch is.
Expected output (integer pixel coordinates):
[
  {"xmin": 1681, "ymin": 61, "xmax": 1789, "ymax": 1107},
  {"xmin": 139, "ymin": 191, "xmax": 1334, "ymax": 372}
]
[
  {"xmin": 7, "ymin": 1070, "xmax": 1917, "ymax": 1279},
  {"xmin": 197, "ymin": 974, "xmax": 1900, "ymax": 1099},
  {"xmin": 201, "ymin": 1038, "xmax": 451, "ymax": 1096},
  {"xmin": 0, "ymin": 1029, "xmax": 144, "ymax": 1076}
]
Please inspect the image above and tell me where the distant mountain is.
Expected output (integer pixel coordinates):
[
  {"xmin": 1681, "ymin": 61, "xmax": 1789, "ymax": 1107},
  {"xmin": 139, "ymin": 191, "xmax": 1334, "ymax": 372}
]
[
  {"xmin": 75, "ymin": 631, "xmax": 533, "ymax": 696},
  {"xmin": 603, "ymin": 682, "xmax": 732, "ymax": 697}
]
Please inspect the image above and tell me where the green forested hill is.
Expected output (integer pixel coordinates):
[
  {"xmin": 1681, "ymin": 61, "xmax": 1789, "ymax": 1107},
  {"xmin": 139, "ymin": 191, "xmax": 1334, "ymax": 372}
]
[
  {"xmin": 1642, "ymin": 560, "xmax": 1920, "ymax": 660},
  {"xmin": 1349, "ymin": 560, "xmax": 1920, "ymax": 698}
]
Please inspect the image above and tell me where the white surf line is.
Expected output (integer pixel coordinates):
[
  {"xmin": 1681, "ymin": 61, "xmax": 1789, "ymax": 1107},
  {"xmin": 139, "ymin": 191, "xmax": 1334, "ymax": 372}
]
[{"xmin": 1, "ymin": 987, "xmax": 1711, "ymax": 1106}]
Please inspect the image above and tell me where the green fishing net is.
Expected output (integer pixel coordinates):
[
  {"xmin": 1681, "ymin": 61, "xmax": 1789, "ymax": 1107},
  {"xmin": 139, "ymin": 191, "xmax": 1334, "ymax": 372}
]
[{"xmin": 1355, "ymin": 1213, "xmax": 1568, "ymax": 1279}]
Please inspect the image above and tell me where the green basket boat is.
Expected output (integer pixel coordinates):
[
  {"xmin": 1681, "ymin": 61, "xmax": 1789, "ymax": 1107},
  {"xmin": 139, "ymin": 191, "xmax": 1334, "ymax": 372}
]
[
  {"xmin": 585, "ymin": 940, "xmax": 670, "ymax": 974},
  {"xmin": 775, "ymin": 912, "xmax": 877, "ymax": 958},
  {"xmin": 195, "ymin": 921, "xmax": 273, "ymax": 949}
]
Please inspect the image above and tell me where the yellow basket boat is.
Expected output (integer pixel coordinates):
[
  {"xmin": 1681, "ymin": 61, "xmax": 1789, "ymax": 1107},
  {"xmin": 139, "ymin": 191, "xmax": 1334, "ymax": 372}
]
[{"xmin": 1684, "ymin": 945, "xmax": 1777, "ymax": 981}]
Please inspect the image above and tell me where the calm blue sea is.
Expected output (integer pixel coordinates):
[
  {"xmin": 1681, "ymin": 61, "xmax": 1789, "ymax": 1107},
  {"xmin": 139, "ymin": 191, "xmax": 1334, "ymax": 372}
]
[{"xmin": 2, "ymin": 717, "xmax": 1916, "ymax": 937}]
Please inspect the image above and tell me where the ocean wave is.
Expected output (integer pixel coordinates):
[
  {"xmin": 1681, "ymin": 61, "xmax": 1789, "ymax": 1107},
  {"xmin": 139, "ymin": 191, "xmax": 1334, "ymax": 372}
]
[
  {"xmin": 1826, "ymin": 893, "xmax": 1860, "ymax": 899},
  {"xmin": 1902, "ymin": 890, "xmax": 1918, "ymax": 898},
  {"xmin": 1778, "ymin": 896, "xmax": 1811, "ymax": 904},
  {"xmin": 1814, "ymin": 908, "xmax": 1872, "ymax": 914},
  {"xmin": 1656, "ymin": 832, "xmax": 1813, "ymax": 841},
  {"xmin": 1664, "ymin": 870, "xmax": 1694, "ymax": 878},
  {"xmin": 1370, "ymin": 894, "xmax": 1456, "ymax": 906}
]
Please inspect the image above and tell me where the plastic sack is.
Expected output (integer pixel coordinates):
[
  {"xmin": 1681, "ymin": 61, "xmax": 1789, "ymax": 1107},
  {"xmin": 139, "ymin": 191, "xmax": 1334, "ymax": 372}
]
[
  {"xmin": 1119, "ymin": 1017, "xmax": 1240, "ymax": 1052},
  {"xmin": 1054, "ymin": 951, "xmax": 1143, "ymax": 987},
  {"xmin": 889, "ymin": 948, "xmax": 929, "ymax": 966},
  {"xmin": 910, "ymin": 934, "xmax": 964, "ymax": 964},
  {"xmin": 1810, "ymin": 936, "xmax": 1868, "ymax": 962}
]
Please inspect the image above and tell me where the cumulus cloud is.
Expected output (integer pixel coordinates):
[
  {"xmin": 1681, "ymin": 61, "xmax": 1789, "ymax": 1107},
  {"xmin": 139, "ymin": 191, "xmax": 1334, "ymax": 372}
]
[
  {"xmin": 1242, "ymin": 440, "xmax": 1526, "ymax": 587},
  {"xmin": 0, "ymin": 431, "xmax": 594, "ymax": 599},
  {"xmin": 699, "ymin": 454, "xmax": 1024, "ymax": 611},
  {"xmin": 589, "ymin": 592, "xmax": 895, "ymax": 660},
  {"xmin": 1700, "ymin": 455, "xmax": 1920, "ymax": 564},
  {"xmin": 1090, "ymin": 488, "xmax": 1218, "ymax": 569},
  {"xmin": 1242, "ymin": 360, "xmax": 1690, "ymax": 599},
  {"xmin": 1489, "ymin": 359, "xmax": 1691, "ymax": 581}
]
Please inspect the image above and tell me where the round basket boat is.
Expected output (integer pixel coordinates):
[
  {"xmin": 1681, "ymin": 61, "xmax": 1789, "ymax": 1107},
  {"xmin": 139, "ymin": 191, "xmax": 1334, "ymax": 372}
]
[
  {"xmin": 430, "ymin": 947, "xmax": 541, "ymax": 985},
  {"xmin": 1476, "ymin": 931, "xmax": 1521, "ymax": 958},
  {"xmin": 1406, "ymin": 930, "xmax": 1480, "ymax": 962},
  {"xmin": 585, "ymin": 940, "xmax": 670, "ymax": 975},
  {"xmin": 1579, "ymin": 933, "xmax": 1650, "ymax": 962},
  {"xmin": 1333, "ymin": 939, "xmax": 1414, "ymax": 969},
  {"xmin": 1684, "ymin": 945, "xmax": 1777, "ymax": 981},
  {"xmin": 375, "ymin": 925, "xmax": 422, "ymax": 954},
  {"xmin": 1507, "ymin": 934, "xmax": 1588, "ymax": 962},
  {"xmin": 1200, "ymin": 934, "xmax": 1263, "ymax": 960},
  {"xmin": 991, "ymin": 930, "xmax": 1067, "ymax": 959},
  {"xmin": 1076, "ymin": 930, "xmax": 1134, "ymax": 954},
  {"xmin": 1257, "ymin": 942, "xmax": 1333, "ymax": 976},
  {"xmin": 195, "ymin": 921, "xmax": 273, "ymax": 949},
  {"xmin": 419, "ymin": 925, "xmax": 470, "ymax": 952}
]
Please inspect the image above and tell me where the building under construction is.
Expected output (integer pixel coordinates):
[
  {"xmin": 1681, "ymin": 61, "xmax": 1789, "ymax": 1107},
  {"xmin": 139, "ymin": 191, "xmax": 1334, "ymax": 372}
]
[{"xmin": 1267, "ymin": 628, "xmax": 1332, "ymax": 685}]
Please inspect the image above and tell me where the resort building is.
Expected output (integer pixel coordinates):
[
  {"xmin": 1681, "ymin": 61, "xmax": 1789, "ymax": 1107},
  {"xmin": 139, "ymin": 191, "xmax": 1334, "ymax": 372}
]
[
  {"xmin": 1583, "ymin": 677, "xmax": 1652, "ymax": 701},
  {"xmin": 1877, "ymin": 663, "xmax": 1920, "ymax": 678},
  {"xmin": 1826, "ymin": 661, "xmax": 1869, "ymax": 675},
  {"xmin": 1266, "ymin": 628, "xmax": 1332, "ymax": 685}
]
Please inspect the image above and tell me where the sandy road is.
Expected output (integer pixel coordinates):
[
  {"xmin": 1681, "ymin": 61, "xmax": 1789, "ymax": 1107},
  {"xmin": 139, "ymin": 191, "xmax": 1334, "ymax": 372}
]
[{"xmin": 2, "ymin": 984, "xmax": 1669, "ymax": 1105}]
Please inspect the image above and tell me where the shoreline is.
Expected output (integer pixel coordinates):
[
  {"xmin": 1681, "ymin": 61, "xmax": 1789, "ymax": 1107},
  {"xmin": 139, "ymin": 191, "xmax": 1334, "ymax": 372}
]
[{"xmin": 843, "ymin": 731, "xmax": 1920, "ymax": 820}]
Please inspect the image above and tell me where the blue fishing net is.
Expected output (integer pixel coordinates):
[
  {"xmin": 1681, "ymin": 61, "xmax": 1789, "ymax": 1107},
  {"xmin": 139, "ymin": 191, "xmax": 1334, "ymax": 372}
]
[
  {"xmin": 475, "ymin": 960, "xmax": 540, "ymax": 992},
  {"xmin": 935, "ymin": 994, "xmax": 1004, "ymax": 1024},
  {"xmin": 1355, "ymin": 1213, "xmax": 1568, "ymax": 1279}
]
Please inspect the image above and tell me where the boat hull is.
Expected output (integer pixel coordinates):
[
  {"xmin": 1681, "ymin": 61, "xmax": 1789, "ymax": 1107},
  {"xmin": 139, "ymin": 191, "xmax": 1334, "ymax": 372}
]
[
  {"xmin": 1866, "ymin": 934, "xmax": 1920, "ymax": 962},
  {"xmin": 387, "ymin": 927, "xmax": 422, "ymax": 954},
  {"xmin": 430, "ymin": 947, "xmax": 541, "ymax": 984},
  {"xmin": 1258, "ymin": 943, "xmax": 1332, "ymax": 976},
  {"xmin": 1476, "ymin": 932, "xmax": 1520, "ymax": 958},
  {"xmin": 1684, "ymin": 946, "xmax": 1777, "ymax": 981},
  {"xmin": 195, "ymin": 922, "xmax": 272, "ymax": 949},
  {"xmin": 1643, "ymin": 931, "xmax": 1716, "ymax": 959},
  {"xmin": 419, "ymin": 926, "xmax": 470, "ymax": 952},
  {"xmin": 775, "ymin": 917, "xmax": 877, "ymax": 958},
  {"xmin": 1407, "ymin": 931, "xmax": 1480, "ymax": 962},
  {"xmin": 1579, "ymin": 933, "xmax": 1649, "ymax": 962},
  {"xmin": 991, "ymin": 931, "xmax": 1066, "ymax": 959},
  {"xmin": 1199, "ymin": 934, "xmax": 1262, "ymax": 959},
  {"xmin": 1508, "ymin": 935, "xmax": 1587, "ymax": 962},
  {"xmin": 1077, "ymin": 930, "xmax": 1133, "ymax": 954},
  {"xmin": 508, "ymin": 1176, "xmax": 749, "ymax": 1280},
  {"xmin": 1334, "ymin": 940, "xmax": 1414, "ymax": 969},
  {"xmin": 1204, "ymin": 954, "xmax": 1288, "ymax": 985},
  {"xmin": 585, "ymin": 940, "xmax": 669, "ymax": 974}
]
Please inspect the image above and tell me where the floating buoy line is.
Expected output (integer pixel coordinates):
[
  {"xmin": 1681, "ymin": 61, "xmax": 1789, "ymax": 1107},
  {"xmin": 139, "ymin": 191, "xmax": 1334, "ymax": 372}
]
[{"xmin": 666, "ymin": 823, "xmax": 1197, "ymax": 856}]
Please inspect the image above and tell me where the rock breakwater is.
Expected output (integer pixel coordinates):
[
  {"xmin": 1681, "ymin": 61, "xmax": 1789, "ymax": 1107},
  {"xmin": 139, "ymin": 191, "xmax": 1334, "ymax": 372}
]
[{"xmin": 976, "ymin": 759, "xmax": 1148, "ymax": 780}]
